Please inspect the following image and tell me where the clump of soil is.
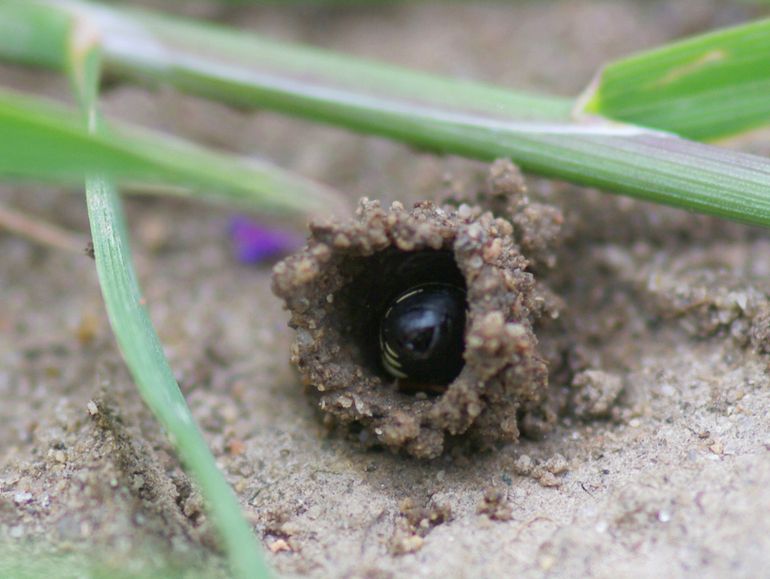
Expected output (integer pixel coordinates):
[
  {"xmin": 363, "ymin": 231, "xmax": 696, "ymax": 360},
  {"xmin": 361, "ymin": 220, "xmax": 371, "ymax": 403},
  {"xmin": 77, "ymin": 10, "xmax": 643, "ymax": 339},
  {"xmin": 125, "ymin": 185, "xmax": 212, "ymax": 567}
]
[
  {"xmin": 570, "ymin": 370, "xmax": 625, "ymax": 420},
  {"xmin": 510, "ymin": 452, "xmax": 570, "ymax": 488},
  {"xmin": 272, "ymin": 162, "xmax": 565, "ymax": 458},
  {"xmin": 477, "ymin": 487, "xmax": 513, "ymax": 522},
  {"xmin": 389, "ymin": 497, "xmax": 452, "ymax": 555}
]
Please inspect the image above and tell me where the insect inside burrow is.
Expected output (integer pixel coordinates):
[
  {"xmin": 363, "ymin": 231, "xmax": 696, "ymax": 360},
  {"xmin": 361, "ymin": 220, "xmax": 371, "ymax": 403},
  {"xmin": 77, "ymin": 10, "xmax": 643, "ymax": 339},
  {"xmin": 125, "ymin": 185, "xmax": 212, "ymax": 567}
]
[
  {"xmin": 342, "ymin": 249, "xmax": 468, "ymax": 394},
  {"xmin": 272, "ymin": 185, "xmax": 562, "ymax": 458},
  {"xmin": 379, "ymin": 281, "xmax": 467, "ymax": 387}
]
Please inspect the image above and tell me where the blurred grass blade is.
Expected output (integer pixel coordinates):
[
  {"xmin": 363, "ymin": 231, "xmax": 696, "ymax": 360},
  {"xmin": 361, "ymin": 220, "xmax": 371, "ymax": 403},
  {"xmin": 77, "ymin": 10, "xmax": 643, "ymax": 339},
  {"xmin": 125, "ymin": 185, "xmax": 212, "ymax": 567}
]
[
  {"xmin": 4, "ymin": 1, "xmax": 770, "ymax": 227},
  {"xmin": 0, "ymin": 1, "xmax": 69, "ymax": 69},
  {"xmin": 579, "ymin": 18, "xmax": 770, "ymax": 140},
  {"xmin": 0, "ymin": 87, "xmax": 343, "ymax": 216},
  {"xmin": 0, "ymin": 1, "xmax": 572, "ymax": 120},
  {"xmin": 70, "ymin": 23, "xmax": 270, "ymax": 579},
  {"xmin": 6, "ymin": 0, "xmax": 770, "ymax": 228},
  {"xmin": 0, "ymin": 542, "xmax": 214, "ymax": 579}
]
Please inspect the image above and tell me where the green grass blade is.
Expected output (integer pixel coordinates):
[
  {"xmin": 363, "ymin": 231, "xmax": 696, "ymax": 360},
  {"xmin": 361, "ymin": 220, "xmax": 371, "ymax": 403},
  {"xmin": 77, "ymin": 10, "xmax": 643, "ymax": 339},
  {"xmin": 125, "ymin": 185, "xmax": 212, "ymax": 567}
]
[
  {"xmin": 8, "ymin": 0, "xmax": 770, "ymax": 228},
  {"xmin": 114, "ymin": 11, "xmax": 572, "ymax": 122},
  {"xmin": 0, "ymin": 1, "xmax": 69, "ymax": 69},
  {"xmin": 0, "ymin": 542, "xmax": 215, "ymax": 579},
  {"xmin": 87, "ymin": 180, "xmax": 271, "ymax": 579},
  {"xmin": 579, "ymin": 18, "xmax": 770, "ymax": 140},
  {"xmin": 35, "ymin": 1, "xmax": 770, "ymax": 228},
  {"xmin": 0, "ymin": 0, "xmax": 571, "ymax": 121},
  {"xmin": 7, "ymin": 1, "xmax": 770, "ymax": 227},
  {"xmin": 0, "ymin": 87, "xmax": 343, "ymax": 216},
  {"xmin": 69, "ymin": 25, "xmax": 270, "ymax": 579}
]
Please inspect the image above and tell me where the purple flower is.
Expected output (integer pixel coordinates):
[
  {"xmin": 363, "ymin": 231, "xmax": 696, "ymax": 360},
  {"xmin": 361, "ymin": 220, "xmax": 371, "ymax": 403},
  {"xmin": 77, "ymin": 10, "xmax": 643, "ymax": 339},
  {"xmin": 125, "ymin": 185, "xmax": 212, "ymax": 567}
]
[{"xmin": 229, "ymin": 216, "xmax": 303, "ymax": 264}]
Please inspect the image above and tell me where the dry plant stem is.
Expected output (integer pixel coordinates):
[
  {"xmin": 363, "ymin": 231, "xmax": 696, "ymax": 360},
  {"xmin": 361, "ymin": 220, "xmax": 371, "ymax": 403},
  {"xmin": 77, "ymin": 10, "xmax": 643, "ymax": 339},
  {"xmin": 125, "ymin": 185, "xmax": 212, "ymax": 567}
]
[{"xmin": 0, "ymin": 201, "xmax": 87, "ymax": 253}]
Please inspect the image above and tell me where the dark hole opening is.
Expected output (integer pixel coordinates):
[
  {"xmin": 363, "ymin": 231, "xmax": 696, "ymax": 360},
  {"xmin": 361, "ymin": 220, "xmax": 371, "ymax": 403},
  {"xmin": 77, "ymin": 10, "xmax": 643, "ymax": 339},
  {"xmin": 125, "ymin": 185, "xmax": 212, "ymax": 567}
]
[{"xmin": 338, "ymin": 249, "xmax": 467, "ymax": 394}]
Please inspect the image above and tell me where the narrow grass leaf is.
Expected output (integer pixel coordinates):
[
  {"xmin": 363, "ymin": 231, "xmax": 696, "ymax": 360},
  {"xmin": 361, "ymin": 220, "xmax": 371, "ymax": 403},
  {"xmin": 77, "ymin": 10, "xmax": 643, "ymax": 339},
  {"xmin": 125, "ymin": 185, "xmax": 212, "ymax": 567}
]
[
  {"xmin": 0, "ymin": 1, "xmax": 69, "ymax": 69},
  {"xmin": 0, "ymin": 88, "xmax": 344, "ymax": 216},
  {"xmin": 0, "ymin": 542, "xmax": 213, "ymax": 579},
  {"xmin": 68, "ymin": 23, "xmax": 271, "ymax": 579},
  {"xmin": 0, "ymin": 1, "xmax": 571, "ymax": 120},
  {"xmin": 19, "ymin": 0, "xmax": 770, "ymax": 229},
  {"xmin": 86, "ymin": 180, "xmax": 272, "ymax": 579},
  {"xmin": 7, "ymin": 1, "xmax": 770, "ymax": 227},
  {"xmin": 579, "ymin": 18, "xmax": 770, "ymax": 140}
]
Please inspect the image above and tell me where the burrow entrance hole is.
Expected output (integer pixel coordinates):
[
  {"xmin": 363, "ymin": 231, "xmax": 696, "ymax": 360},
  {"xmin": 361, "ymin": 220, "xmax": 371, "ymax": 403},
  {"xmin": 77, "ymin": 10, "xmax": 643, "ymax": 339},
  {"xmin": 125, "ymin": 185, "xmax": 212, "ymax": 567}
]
[{"xmin": 334, "ymin": 249, "xmax": 468, "ymax": 392}]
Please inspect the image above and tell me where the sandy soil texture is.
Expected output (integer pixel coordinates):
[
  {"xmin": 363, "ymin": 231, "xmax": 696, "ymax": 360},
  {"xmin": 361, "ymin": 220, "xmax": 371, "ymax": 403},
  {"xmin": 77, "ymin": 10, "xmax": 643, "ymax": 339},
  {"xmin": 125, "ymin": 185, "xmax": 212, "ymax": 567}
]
[{"xmin": 2, "ymin": 1, "xmax": 770, "ymax": 577}]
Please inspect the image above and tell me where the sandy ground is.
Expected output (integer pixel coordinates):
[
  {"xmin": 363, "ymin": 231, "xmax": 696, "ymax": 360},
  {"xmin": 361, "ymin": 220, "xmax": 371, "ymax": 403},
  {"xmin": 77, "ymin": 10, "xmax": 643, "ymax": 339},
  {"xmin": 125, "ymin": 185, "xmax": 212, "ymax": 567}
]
[{"xmin": 2, "ymin": 1, "xmax": 770, "ymax": 577}]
